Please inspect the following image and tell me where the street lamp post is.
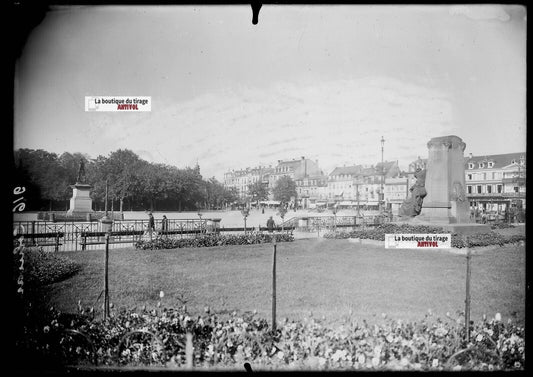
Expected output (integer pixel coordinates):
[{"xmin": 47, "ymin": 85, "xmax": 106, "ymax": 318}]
[
  {"xmin": 241, "ymin": 207, "xmax": 249, "ymax": 234},
  {"xmin": 332, "ymin": 206, "xmax": 338, "ymax": 232},
  {"xmin": 380, "ymin": 136, "xmax": 385, "ymax": 212},
  {"xmin": 356, "ymin": 183, "xmax": 361, "ymax": 217},
  {"xmin": 100, "ymin": 179, "xmax": 113, "ymax": 320}
]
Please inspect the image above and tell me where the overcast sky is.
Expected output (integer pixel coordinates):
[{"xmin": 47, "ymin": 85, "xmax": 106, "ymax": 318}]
[{"xmin": 14, "ymin": 4, "xmax": 527, "ymax": 180}]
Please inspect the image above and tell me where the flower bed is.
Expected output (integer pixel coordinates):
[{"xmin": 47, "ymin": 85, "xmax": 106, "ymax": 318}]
[
  {"xmin": 323, "ymin": 224, "xmax": 525, "ymax": 248},
  {"xmin": 134, "ymin": 232, "xmax": 294, "ymax": 250},
  {"xmin": 15, "ymin": 306, "xmax": 524, "ymax": 371},
  {"xmin": 14, "ymin": 246, "xmax": 82, "ymax": 288}
]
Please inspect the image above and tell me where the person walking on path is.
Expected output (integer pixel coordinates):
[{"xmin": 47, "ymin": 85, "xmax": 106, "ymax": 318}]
[
  {"xmin": 161, "ymin": 215, "xmax": 169, "ymax": 234},
  {"xmin": 148, "ymin": 212, "xmax": 155, "ymax": 240},
  {"xmin": 266, "ymin": 216, "xmax": 275, "ymax": 233}
]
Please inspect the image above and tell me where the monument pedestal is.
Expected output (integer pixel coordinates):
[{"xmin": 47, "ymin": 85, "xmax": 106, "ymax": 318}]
[
  {"xmin": 67, "ymin": 183, "xmax": 94, "ymax": 215},
  {"xmin": 402, "ymin": 135, "xmax": 490, "ymax": 235}
]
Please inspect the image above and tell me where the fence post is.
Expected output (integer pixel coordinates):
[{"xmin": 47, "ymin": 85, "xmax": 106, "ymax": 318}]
[
  {"xmin": 464, "ymin": 234, "xmax": 471, "ymax": 343},
  {"xmin": 272, "ymin": 237, "xmax": 277, "ymax": 331},
  {"xmin": 55, "ymin": 233, "xmax": 59, "ymax": 252},
  {"xmin": 31, "ymin": 221, "xmax": 36, "ymax": 245},
  {"xmin": 185, "ymin": 332, "xmax": 193, "ymax": 369}
]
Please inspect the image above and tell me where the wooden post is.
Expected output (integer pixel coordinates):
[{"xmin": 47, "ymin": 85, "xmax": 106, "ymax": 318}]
[
  {"xmin": 55, "ymin": 233, "xmax": 59, "ymax": 252},
  {"xmin": 464, "ymin": 234, "xmax": 471, "ymax": 342},
  {"xmin": 272, "ymin": 239, "xmax": 277, "ymax": 331},
  {"xmin": 185, "ymin": 332, "xmax": 193, "ymax": 369},
  {"xmin": 103, "ymin": 233, "xmax": 110, "ymax": 320}
]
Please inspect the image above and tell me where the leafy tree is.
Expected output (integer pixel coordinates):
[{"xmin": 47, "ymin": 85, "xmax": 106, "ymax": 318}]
[
  {"xmin": 136, "ymin": 161, "xmax": 173, "ymax": 211},
  {"xmin": 272, "ymin": 176, "xmax": 296, "ymax": 204},
  {"xmin": 14, "ymin": 149, "xmax": 65, "ymax": 210},
  {"xmin": 104, "ymin": 149, "xmax": 142, "ymax": 214},
  {"xmin": 205, "ymin": 177, "xmax": 236, "ymax": 209},
  {"xmin": 247, "ymin": 180, "xmax": 269, "ymax": 203}
]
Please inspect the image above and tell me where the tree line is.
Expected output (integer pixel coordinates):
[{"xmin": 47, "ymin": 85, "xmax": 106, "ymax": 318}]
[{"xmin": 12, "ymin": 148, "xmax": 240, "ymax": 212}]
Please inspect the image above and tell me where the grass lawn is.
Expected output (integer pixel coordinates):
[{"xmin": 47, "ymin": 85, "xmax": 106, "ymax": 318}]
[{"xmin": 36, "ymin": 238, "xmax": 525, "ymax": 325}]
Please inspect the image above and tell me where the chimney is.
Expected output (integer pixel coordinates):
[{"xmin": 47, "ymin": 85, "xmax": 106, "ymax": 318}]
[{"xmin": 469, "ymin": 153, "xmax": 473, "ymax": 159}]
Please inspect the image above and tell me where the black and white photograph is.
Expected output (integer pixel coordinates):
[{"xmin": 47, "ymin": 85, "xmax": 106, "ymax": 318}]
[{"xmin": 11, "ymin": 3, "xmax": 526, "ymax": 372}]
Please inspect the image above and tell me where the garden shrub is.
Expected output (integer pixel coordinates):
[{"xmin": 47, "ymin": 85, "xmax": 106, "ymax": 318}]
[
  {"xmin": 14, "ymin": 247, "xmax": 82, "ymax": 287},
  {"xmin": 134, "ymin": 232, "xmax": 294, "ymax": 250}
]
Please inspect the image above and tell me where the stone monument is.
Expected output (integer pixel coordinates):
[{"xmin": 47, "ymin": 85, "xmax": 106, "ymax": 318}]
[
  {"xmin": 67, "ymin": 160, "xmax": 94, "ymax": 217},
  {"xmin": 399, "ymin": 135, "xmax": 490, "ymax": 234}
]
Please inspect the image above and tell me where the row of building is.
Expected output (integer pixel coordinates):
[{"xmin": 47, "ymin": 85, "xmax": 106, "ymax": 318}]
[{"xmin": 223, "ymin": 152, "xmax": 526, "ymax": 215}]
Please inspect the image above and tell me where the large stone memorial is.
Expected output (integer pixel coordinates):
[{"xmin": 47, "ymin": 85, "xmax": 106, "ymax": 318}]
[
  {"xmin": 400, "ymin": 135, "xmax": 489, "ymax": 234},
  {"xmin": 67, "ymin": 160, "xmax": 94, "ymax": 217},
  {"xmin": 418, "ymin": 135, "xmax": 470, "ymax": 224}
]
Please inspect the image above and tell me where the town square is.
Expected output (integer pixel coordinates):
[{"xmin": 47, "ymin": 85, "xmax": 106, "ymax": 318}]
[{"xmin": 11, "ymin": 4, "xmax": 526, "ymax": 372}]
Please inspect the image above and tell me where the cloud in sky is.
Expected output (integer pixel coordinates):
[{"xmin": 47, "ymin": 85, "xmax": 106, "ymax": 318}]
[
  {"xmin": 14, "ymin": 5, "xmax": 526, "ymax": 180},
  {"xmin": 98, "ymin": 76, "xmax": 454, "ymax": 178}
]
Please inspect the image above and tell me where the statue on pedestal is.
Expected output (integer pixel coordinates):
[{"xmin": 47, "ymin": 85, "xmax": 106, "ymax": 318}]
[
  {"xmin": 76, "ymin": 160, "xmax": 87, "ymax": 184},
  {"xmin": 68, "ymin": 159, "xmax": 93, "ymax": 216},
  {"xmin": 399, "ymin": 168, "xmax": 427, "ymax": 218}
]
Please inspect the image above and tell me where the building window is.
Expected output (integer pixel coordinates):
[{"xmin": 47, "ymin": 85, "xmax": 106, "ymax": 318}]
[
  {"xmin": 488, "ymin": 161, "xmax": 494, "ymax": 168},
  {"xmin": 467, "ymin": 174, "xmax": 472, "ymax": 180},
  {"xmin": 511, "ymin": 159, "xmax": 516, "ymax": 164},
  {"xmin": 467, "ymin": 186, "xmax": 472, "ymax": 194},
  {"xmin": 487, "ymin": 185, "xmax": 492, "ymax": 194},
  {"xmin": 497, "ymin": 185, "xmax": 502, "ymax": 193},
  {"xmin": 468, "ymin": 163, "xmax": 475, "ymax": 169},
  {"xmin": 479, "ymin": 163, "xmax": 485, "ymax": 169},
  {"xmin": 477, "ymin": 185, "xmax": 482, "ymax": 194},
  {"xmin": 514, "ymin": 186, "xmax": 519, "ymax": 193}
]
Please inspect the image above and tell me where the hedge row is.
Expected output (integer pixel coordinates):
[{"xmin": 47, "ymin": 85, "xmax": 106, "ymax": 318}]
[
  {"xmin": 134, "ymin": 232, "xmax": 295, "ymax": 250},
  {"xmin": 14, "ymin": 246, "xmax": 82, "ymax": 288},
  {"xmin": 322, "ymin": 224, "xmax": 525, "ymax": 248}
]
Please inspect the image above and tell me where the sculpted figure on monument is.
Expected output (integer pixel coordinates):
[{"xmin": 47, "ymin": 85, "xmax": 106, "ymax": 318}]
[
  {"xmin": 451, "ymin": 181, "xmax": 466, "ymax": 202},
  {"xmin": 76, "ymin": 159, "xmax": 87, "ymax": 184},
  {"xmin": 399, "ymin": 168, "xmax": 427, "ymax": 218}
]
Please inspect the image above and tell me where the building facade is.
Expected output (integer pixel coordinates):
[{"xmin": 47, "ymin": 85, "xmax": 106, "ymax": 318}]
[
  {"xmin": 223, "ymin": 165, "xmax": 274, "ymax": 201},
  {"xmin": 269, "ymin": 157, "xmax": 324, "ymax": 203},
  {"xmin": 326, "ymin": 161, "xmax": 401, "ymax": 209},
  {"xmin": 406, "ymin": 152, "xmax": 526, "ymax": 215},
  {"xmin": 384, "ymin": 175, "xmax": 410, "ymax": 215},
  {"xmin": 465, "ymin": 153, "xmax": 526, "ymax": 212}
]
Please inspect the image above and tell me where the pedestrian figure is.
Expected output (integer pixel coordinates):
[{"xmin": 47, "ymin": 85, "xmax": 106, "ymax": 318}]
[
  {"xmin": 161, "ymin": 215, "xmax": 168, "ymax": 233},
  {"xmin": 148, "ymin": 212, "xmax": 155, "ymax": 240},
  {"xmin": 266, "ymin": 216, "xmax": 275, "ymax": 233}
]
